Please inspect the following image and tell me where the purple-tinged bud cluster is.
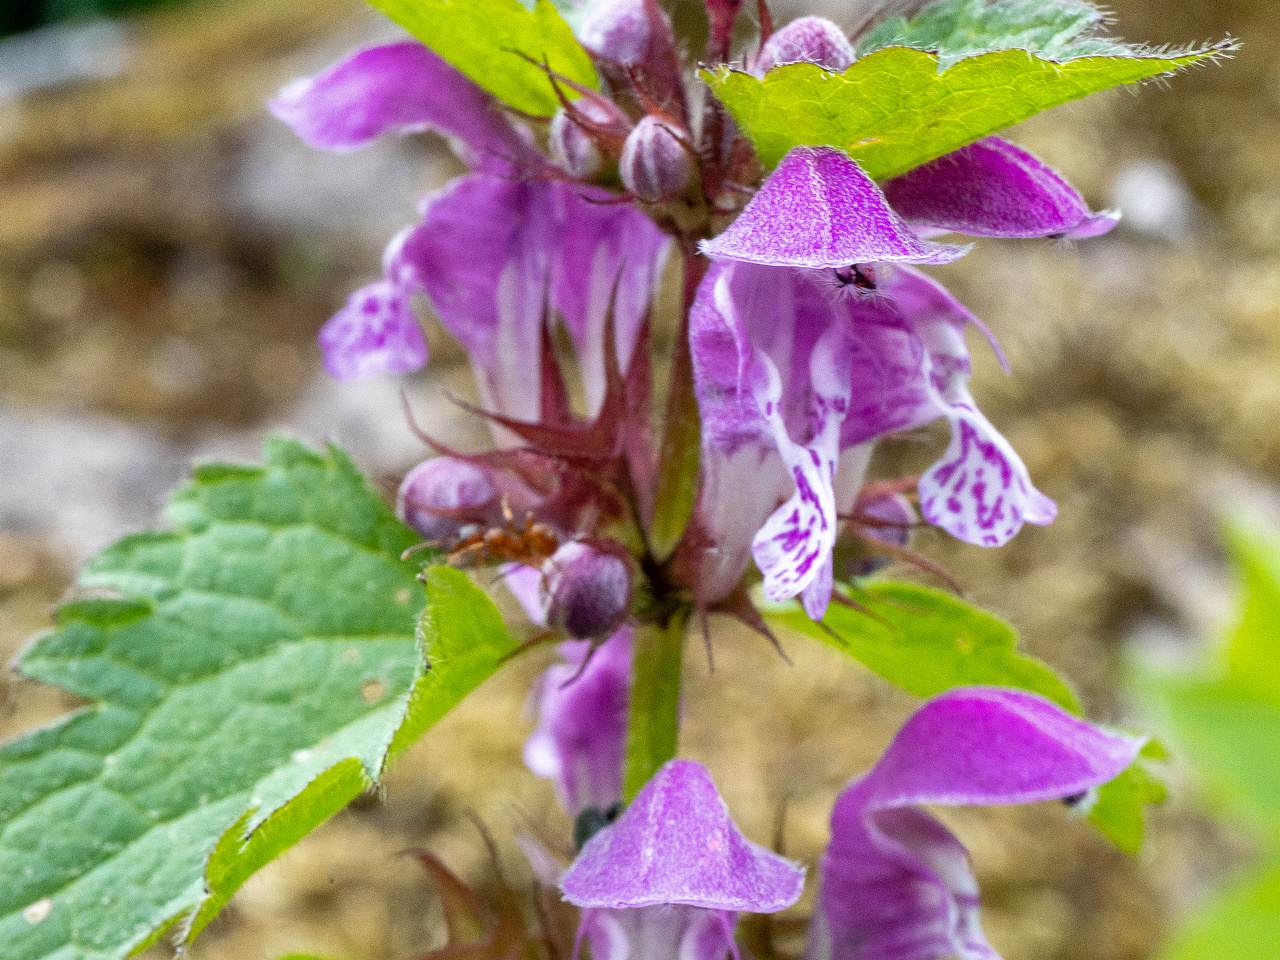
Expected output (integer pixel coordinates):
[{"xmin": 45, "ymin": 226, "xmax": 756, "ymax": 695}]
[{"xmin": 540, "ymin": 541, "xmax": 634, "ymax": 641}]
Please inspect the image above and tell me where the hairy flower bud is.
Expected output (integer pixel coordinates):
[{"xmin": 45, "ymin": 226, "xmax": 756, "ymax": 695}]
[
  {"xmin": 754, "ymin": 16, "xmax": 855, "ymax": 74},
  {"xmin": 396, "ymin": 457, "xmax": 497, "ymax": 539},
  {"xmin": 619, "ymin": 116, "xmax": 692, "ymax": 202},
  {"xmin": 846, "ymin": 490, "xmax": 914, "ymax": 578},
  {"xmin": 550, "ymin": 107, "xmax": 604, "ymax": 180},
  {"xmin": 579, "ymin": 0, "xmax": 659, "ymax": 65},
  {"xmin": 540, "ymin": 541, "xmax": 633, "ymax": 641}
]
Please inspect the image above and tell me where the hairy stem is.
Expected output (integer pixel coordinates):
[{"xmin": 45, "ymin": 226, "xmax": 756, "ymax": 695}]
[
  {"xmin": 648, "ymin": 240, "xmax": 708, "ymax": 562},
  {"xmin": 623, "ymin": 611, "xmax": 689, "ymax": 800}
]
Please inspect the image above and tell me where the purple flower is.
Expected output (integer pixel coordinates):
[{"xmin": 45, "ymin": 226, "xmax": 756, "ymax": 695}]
[
  {"xmin": 883, "ymin": 137, "xmax": 1120, "ymax": 241},
  {"xmin": 700, "ymin": 147, "xmax": 969, "ymax": 269},
  {"xmin": 525, "ymin": 630, "xmax": 633, "ymax": 816},
  {"xmin": 811, "ymin": 688, "xmax": 1143, "ymax": 960},
  {"xmin": 317, "ymin": 280, "xmax": 426, "ymax": 381},
  {"xmin": 689, "ymin": 260, "xmax": 1053, "ymax": 617},
  {"xmin": 272, "ymin": 41, "xmax": 670, "ymax": 412},
  {"xmin": 688, "ymin": 142, "xmax": 1078, "ymax": 616},
  {"xmin": 561, "ymin": 759, "xmax": 805, "ymax": 960}
]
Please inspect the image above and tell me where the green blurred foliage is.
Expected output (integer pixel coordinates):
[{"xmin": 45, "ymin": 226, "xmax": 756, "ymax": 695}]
[{"xmin": 1135, "ymin": 519, "xmax": 1280, "ymax": 959}]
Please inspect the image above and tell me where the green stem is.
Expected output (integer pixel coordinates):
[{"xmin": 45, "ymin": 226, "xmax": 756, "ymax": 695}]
[
  {"xmin": 648, "ymin": 241, "xmax": 707, "ymax": 562},
  {"xmin": 623, "ymin": 612, "xmax": 688, "ymax": 801}
]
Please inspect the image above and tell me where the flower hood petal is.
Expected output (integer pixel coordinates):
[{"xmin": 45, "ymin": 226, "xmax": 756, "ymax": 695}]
[
  {"xmin": 561, "ymin": 759, "xmax": 805, "ymax": 912},
  {"xmin": 269, "ymin": 42, "xmax": 533, "ymax": 171},
  {"xmin": 700, "ymin": 146, "xmax": 968, "ymax": 269},
  {"xmin": 816, "ymin": 688, "xmax": 1143, "ymax": 960},
  {"xmin": 883, "ymin": 137, "xmax": 1120, "ymax": 240}
]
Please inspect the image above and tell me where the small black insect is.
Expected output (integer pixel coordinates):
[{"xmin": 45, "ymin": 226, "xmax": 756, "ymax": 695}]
[{"xmin": 833, "ymin": 263, "xmax": 877, "ymax": 292}]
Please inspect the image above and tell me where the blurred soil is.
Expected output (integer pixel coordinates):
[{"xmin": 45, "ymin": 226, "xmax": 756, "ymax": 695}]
[{"xmin": 1, "ymin": 0, "xmax": 1279, "ymax": 958}]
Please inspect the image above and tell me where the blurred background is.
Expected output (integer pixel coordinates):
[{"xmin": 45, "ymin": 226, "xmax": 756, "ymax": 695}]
[{"xmin": 1, "ymin": 0, "xmax": 1277, "ymax": 957}]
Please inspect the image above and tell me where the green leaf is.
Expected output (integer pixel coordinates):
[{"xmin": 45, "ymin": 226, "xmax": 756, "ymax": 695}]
[
  {"xmin": 768, "ymin": 582, "xmax": 1162, "ymax": 847},
  {"xmin": 858, "ymin": 0, "xmax": 1127, "ymax": 70},
  {"xmin": 1135, "ymin": 675, "xmax": 1280, "ymax": 841},
  {"xmin": 0, "ymin": 438, "xmax": 517, "ymax": 960},
  {"xmin": 767, "ymin": 582, "xmax": 1081, "ymax": 708},
  {"xmin": 704, "ymin": 42, "xmax": 1228, "ymax": 178},
  {"xmin": 1157, "ymin": 859, "xmax": 1280, "ymax": 960},
  {"xmin": 367, "ymin": 0, "xmax": 599, "ymax": 117},
  {"xmin": 1089, "ymin": 750, "xmax": 1169, "ymax": 854},
  {"xmin": 1222, "ymin": 519, "xmax": 1280, "ymax": 705}
]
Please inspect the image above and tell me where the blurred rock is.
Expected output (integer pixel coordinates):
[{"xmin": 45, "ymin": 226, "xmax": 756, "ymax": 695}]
[
  {"xmin": 1110, "ymin": 158, "xmax": 1199, "ymax": 241},
  {"xmin": 0, "ymin": 20, "xmax": 134, "ymax": 100}
]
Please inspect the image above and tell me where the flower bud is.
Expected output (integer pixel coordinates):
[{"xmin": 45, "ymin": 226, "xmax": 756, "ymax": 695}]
[
  {"xmin": 845, "ymin": 490, "xmax": 914, "ymax": 578},
  {"xmin": 550, "ymin": 106, "xmax": 605, "ymax": 180},
  {"xmin": 754, "ymin": 16, "xmax": 855, "ymax": 75},
  {"xmin": 396, "ymin": 457, "xmax": 497, "ymax": 539},
  {"xmin": 540, "ymin": 541, "xmax": 633, "ymax": 641},
  {"xmin": 579, "ymin": 0, "xmax": 652, "ymax": 65},
  {"xmin": 619, "ymin": 116, "xmax": 692, "ymax": 203}
]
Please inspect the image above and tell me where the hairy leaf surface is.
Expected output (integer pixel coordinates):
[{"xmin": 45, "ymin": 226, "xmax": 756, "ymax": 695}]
[
  {"xmin": 0, "ymin": 439, "xmax": 516, "ymax": 960},
  {"xmin": 368, "ymin": 0, "xmax": 598, "ymax": 116},
  {"xmin": 857, "ymin": 0, "xmax": 1127, "ymax": 69},
  {"xmin": 706, "ymin": 43, "xmax": 1227, "ymax": 176}
]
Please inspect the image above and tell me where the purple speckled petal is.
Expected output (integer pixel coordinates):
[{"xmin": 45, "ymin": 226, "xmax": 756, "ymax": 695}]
[
  {"xmin": 562, "ymin": 758, "xmax": 805, "ymax": 911},
  {"xmin": 317, "ymin": 279, "xmax": 426, "ymax": 380},
  {"xmin": 689, "ymin": 265, "xmax": 846, "ymax": 609},
  {"xmin": 751, "ymin": 316, "xmax": 847, "ymax": 612},
  {"xmin": 524, "ymin": 630, "xmax": 632, "ymax": 814},
  {"xmin": 912, "ymin": 316, "xmax": 1055, "ymax": 547},
  {"xmin": 817, "ymin": 688, "xmax": 1143, "ymax": 960},
  {"xmin": 269, "ymin": 42, "xmax": 529, "ymax": 171},
  {"xmin": 700, "ymin": 147, "xmax": 968, "ymax": 269},
  {"xmin": 883, "ymin": 137, "xmax": 1120, "ymax": 240}
]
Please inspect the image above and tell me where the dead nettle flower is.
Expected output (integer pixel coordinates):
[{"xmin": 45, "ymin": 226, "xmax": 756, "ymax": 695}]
[
  {"xmin": 691, "ymin": 139, "xmax": 1116, "ymax": 617},
  {"xmin": 561, "ymin": 759, "xmax": 805, "ymax": 960},
  {"xmin": 273, "ymin": 1, "xmax": 1117, "ymax": 625},
  {"xmin": 809, "ymin": 688, "xmax": 1142, "ymax": 960},
  {"xmin": 540, "ymin": 540, "xmax": 635, "ymax": 642}
]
